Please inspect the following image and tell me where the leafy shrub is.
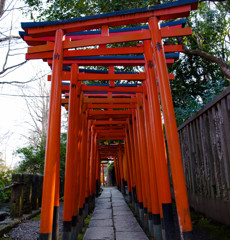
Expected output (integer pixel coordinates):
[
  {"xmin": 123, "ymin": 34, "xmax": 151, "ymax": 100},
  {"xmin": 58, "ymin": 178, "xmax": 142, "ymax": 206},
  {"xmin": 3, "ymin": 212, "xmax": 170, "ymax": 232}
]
[{"xmin": 0, "ymin": 169, "xmax": 15, "ymax": 204}]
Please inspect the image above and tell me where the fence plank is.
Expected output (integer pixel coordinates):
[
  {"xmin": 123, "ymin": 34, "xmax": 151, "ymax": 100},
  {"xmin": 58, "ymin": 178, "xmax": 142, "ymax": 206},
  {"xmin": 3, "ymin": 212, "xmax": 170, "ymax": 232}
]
[{"xmin": 178, "ymin": 86, "xmax": 230, "ymax": 225}]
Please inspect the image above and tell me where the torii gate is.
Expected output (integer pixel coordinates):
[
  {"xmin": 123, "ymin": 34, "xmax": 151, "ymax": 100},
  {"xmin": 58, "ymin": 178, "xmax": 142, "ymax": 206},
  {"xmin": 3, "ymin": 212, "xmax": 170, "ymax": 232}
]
[{"xmin": 20, "ymin": 0, "xmax": 199, "ymax": 239}]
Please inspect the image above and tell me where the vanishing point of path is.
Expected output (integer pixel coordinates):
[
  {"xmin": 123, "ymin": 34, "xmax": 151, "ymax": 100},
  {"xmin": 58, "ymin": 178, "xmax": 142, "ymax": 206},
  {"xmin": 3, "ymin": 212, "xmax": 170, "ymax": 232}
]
[{"xmin": 84, "ymin": 187, "xmax": 148, "ymax": 240}]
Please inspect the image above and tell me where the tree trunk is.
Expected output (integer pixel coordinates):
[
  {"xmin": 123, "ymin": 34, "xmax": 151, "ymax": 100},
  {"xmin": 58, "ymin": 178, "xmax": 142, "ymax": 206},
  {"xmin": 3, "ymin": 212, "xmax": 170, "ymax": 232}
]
[{"xmin": 0, "ymin": 0, "xmax": 6, "ymax": 19}]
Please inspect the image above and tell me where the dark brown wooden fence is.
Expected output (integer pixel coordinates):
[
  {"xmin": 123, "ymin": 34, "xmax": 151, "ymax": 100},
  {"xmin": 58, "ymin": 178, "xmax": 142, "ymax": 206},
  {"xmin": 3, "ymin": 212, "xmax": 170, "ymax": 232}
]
[
  {"xmin": 178, "ymin": 86, "xmax": 230, "ymax": 225},
  {"xmin": 10, "ymin": 173, "xmax": 43, "ymax": 218}
]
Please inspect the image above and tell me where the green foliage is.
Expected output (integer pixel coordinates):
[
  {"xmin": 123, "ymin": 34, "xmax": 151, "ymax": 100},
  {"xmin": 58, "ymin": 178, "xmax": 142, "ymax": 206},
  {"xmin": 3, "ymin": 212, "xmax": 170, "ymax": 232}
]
[
  {"xmin": 60, "ymin": 132, "xmax": 67, "ymax": 182},
  {"xmin": 16, "ymin": 142, "xmax": 45, "ymax": 174},
  {"xmin": 0, "ymin": 169, "xmax": 15, "ymax": 204},
  {"xmin": 77, "ymin": 213, "xmax": 92, "ymax": 240},
  {"xmin": 108, "ymin": 162, "xmax": 114, "ymax": 170},
  {"xmin": 187, "ymin": 1, "xmax": 230, "ymax": 59},
  {"xmin": 170, "ymin": 55, "xmax": 229, "ymax": 125},
  {"xmin": 23, "ymin": 0, "xmax": 164, "ymax": 21},
  {"xmin": 16, "ymin": 133, "xmax": 67, "ymax": 182},
  {"xmin": 169, "ymin": 1, "xmax": 230, "ymax": 125}
]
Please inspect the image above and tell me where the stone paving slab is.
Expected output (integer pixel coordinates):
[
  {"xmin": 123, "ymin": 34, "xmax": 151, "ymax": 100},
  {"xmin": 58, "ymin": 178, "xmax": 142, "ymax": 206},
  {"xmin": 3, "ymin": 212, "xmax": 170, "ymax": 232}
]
[
  {"xmin": 113, "ymin": 210, "xmax": 134, "ymax": 216},
  {"xmin": 113, "ymin": 204, "xmax": 130, "ymax": 210},
  {"xmin": 93, "ymin": 209, "xmax": 112, "ymax": 214},
  {"xmin": 89, "ymin": 219, "xmax": 113, "ymax": 227},
  {"xmin": 114, "ymin": 220, "xmax": 143, "ymax": 232},
  {"xmin": 96, "ymin": 199, "xmax": 111, "ymax": 203},
  {"xmin": 112, "ymin": 202, "xmax": 128, "ymax": 207},
  {"xmin": 112, "ymin": 198, "xmax": 125, "ymax": 202},
  {"xmin": 95, "ymin": 203, "xmax": 112, "ymax": 208},
  {"xmin": 113, "ymin": 216, "xmax": 138, "ymax": 224},
  {"xmin": 91, "ymin": 212, "xmax": 112, "ymax": 220},
  {"xmin": 99, "ymin": 194, "xmax": 111, "ymax": 198},
  {"xmin": 92, "ymin": 210, "xmax": 112, "ymax": 216},
  {"xmin": 116, "ymin": 231, "xmax": 148, "ymax": 240},
  {"xmin": 96, "ymin": 202, "xmax": 111, "ymax": 206},
  {"xmin": 84, "ymin": 227, "xmax": 114, "ymax": 240}
]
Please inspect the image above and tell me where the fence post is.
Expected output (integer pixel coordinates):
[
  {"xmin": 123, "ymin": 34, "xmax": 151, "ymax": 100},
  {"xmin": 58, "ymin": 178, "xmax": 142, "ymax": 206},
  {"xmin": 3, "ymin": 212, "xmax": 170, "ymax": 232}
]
[
  {"xmin": 23, "ymin": 174, "xmax": 33, "ymax": 214},
  {"xmin": 10, "ymin": 174, "xmax": 24, "ymax": 218},
  {"xmin": 32, "ymin": 175, "xmax": 39, "ymax": 210}
]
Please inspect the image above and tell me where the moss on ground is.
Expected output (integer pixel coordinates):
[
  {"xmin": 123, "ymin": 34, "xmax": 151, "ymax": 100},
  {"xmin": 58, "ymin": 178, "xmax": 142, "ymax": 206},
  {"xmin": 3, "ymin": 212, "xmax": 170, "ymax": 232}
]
[
  {"xmin": 77, "ymin": 213, "xmax": 92, "ymax": 240},
  {"xmin": 32, "ymin": 213, "xmax": 41, "ymax": 220},
  {"xmin": 191, "ymin": 210, "xmax": 230, "ymax": 240}
]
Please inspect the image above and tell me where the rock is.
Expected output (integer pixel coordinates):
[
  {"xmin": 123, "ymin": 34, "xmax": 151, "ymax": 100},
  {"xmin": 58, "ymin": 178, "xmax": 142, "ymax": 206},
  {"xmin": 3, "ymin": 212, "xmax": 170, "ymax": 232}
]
[{"xmin": 0, "ymin": 212, "xmax": 8, "ymax": 221}]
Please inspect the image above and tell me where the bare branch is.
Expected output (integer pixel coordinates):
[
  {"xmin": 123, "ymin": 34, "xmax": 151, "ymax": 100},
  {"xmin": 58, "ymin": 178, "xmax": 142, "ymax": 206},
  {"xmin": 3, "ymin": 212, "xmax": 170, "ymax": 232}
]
[
  {"xmin": 0, "ymin": 93, "xmax": 49, "ymax": 97},
  {"xmin": 0, "ymin": 60, "xmax": 27, "ymax": 76},
  {"xmin": 183, "ymin": 48, "xmax": 230, "ymax": 79},
  {"xmin": 0, "ymin": 35, "xmax": 20, "ymax": 42}
]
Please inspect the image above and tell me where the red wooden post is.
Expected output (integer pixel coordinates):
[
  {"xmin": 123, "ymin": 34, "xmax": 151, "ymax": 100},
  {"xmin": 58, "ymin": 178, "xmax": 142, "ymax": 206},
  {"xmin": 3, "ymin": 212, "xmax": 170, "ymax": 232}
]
[
  {"xmin": 85, "ymin": 119, "xmax": 92, "ymax": 208},
  {"xmin": 142, "ymin": 83, "xmax": 161, "ymax": 238},
  {"xmin": 135, "ymin": 109, "xmax": 149, "ymax": 210},
  {"xmin": 131, "ymin": 111, "xmax": 144, "ymax": 208},
  {"xmin": 39, "ymin": 29, "xmax": 64, "ymax": 240},
  {"xmin": 136, "ymin": 94, "xmax": 152, "ymax": 219},
  {"xmin": 80, "ymin": 106, "xmax": 89, "ymax": 215},
  {"xmin": 124, "ymin": 143, "xmax": 132, "ymax": 197},
  {"xmin": 118, "ymin": 146, "xmax": 125, "ymax": 192},
  {"xmin": 125, "ymin": 130, "xmax": 134, "ymax": 198},
  {"xmin": 92, "ymin": 133, "xmax": 98, "ymax": 196},
  {"xmin": 62, "ymin": 64, "xmax": 79, "ymax": 239},
  {"xmin": 114, "ymin": 157, "xmax": 119, "ymax": 187},
  {"xmin": 77, "ymin": 91, "xmax": 85, "ymax": 210},
  {"xmin": 143, "ymin": 39, "xmax": 174, "ymax": 239},
  {"xmin": 94, "ymin": 137, "xmax": 99, "ymax": 195},
  {"xmin": 126, "ymin": 124, "xmax": 137, "ymax": 202},
  {"xmin": 52, "ymin": 129, "xmax": 60, "ymax": 240},
  {"xmin": 148, "ymin": 17, "xmax": 193, "ymax": 239},
  {"xmin": 116, "ymin": 155, "xmax": 121, "ymax": 189},
  {"xmin": 89, "ymin": 130, "xmax": 95, "ymax": 198},
  {"xmin": 102, "ymin": 165, "xmax": 105, "ymax": 186}
]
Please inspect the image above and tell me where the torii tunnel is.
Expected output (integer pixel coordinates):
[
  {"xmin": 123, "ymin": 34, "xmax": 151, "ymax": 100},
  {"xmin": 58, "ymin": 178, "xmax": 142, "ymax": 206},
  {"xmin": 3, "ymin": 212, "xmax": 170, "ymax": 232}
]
[{"xmin": 20, "ymin": 0, "xmax": 199, "ymax": 239}]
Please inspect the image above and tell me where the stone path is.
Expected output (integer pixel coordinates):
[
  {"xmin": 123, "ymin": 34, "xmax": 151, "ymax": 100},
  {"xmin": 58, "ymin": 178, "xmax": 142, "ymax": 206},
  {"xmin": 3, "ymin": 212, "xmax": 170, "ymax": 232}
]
[{"xmin": 84, "ymin": 187, "xmax": 148, "ymax": 240}]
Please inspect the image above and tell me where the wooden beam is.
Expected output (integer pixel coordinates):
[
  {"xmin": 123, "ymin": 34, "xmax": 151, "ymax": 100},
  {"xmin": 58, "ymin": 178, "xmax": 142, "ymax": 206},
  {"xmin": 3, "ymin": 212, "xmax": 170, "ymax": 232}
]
[{"xmin": 86, "ymin": 103, "xmax": 136, "ymax": 109}]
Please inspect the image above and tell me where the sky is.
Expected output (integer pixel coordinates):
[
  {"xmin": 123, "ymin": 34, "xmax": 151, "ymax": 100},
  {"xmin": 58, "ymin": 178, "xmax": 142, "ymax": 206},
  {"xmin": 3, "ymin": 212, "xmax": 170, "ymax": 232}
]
[{"xmin": 0, "ymin": 0, "xmax": 52, "ymax": 168}]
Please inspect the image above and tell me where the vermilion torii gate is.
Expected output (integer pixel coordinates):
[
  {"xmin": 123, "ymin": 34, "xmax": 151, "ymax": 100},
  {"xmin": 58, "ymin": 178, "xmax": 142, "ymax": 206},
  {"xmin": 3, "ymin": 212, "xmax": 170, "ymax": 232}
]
[{"xmin": 20, "ymin": 0, "xmax": 199, "ymax": 239}]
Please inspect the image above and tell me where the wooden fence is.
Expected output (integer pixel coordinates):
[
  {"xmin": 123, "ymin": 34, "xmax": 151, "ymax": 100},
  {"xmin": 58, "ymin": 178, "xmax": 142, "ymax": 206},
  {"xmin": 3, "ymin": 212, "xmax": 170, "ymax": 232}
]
[
  {"xmin": 10, "ymin": 173, "xmax": 43, "ymax": 218},
  {"xmin": 178, "ymin": 86, "xmax": 230, "ymax": 225}
]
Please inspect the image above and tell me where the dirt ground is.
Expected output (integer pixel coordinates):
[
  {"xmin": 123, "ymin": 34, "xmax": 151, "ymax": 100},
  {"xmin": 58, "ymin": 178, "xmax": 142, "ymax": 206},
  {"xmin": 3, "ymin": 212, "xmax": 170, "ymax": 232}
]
[{"xmin": 3, "ymin": 205, "xmax": 63, "ymax": 240}]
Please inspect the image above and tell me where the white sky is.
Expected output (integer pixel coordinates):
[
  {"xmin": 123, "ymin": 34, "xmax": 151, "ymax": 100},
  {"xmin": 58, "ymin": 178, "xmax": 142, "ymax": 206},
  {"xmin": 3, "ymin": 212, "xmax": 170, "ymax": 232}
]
[{"xmin": 0, "ymin": 0, "xmax": 52, "ymax": 168}]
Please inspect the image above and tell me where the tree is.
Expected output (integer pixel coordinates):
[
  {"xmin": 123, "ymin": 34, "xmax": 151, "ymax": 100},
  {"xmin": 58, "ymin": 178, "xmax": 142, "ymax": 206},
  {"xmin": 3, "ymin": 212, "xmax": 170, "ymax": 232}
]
[
  {"xmin": 15, "ymin": 75, "xmax": 50, "ymax": 173},
  {"xmin": 23, "ymin": 0, "xmax": 161, "ymax": 21},
  {"xmin": 16, "ymin": 73, "xmax": 67, "ymax": 181},
  {"xmin": 170, "ymin": 0, "xmax": 230, "ymax": 124},
  {"xmin": 21, "ymin": 74, "xmax": 50, "ymax": 150}
]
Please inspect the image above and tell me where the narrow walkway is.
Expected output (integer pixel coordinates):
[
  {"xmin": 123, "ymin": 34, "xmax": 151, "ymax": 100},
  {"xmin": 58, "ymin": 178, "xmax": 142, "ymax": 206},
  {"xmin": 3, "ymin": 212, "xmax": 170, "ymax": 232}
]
[{"xmin": 84, "ymin": 187, "xmax": 148, "ymax": 240}]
